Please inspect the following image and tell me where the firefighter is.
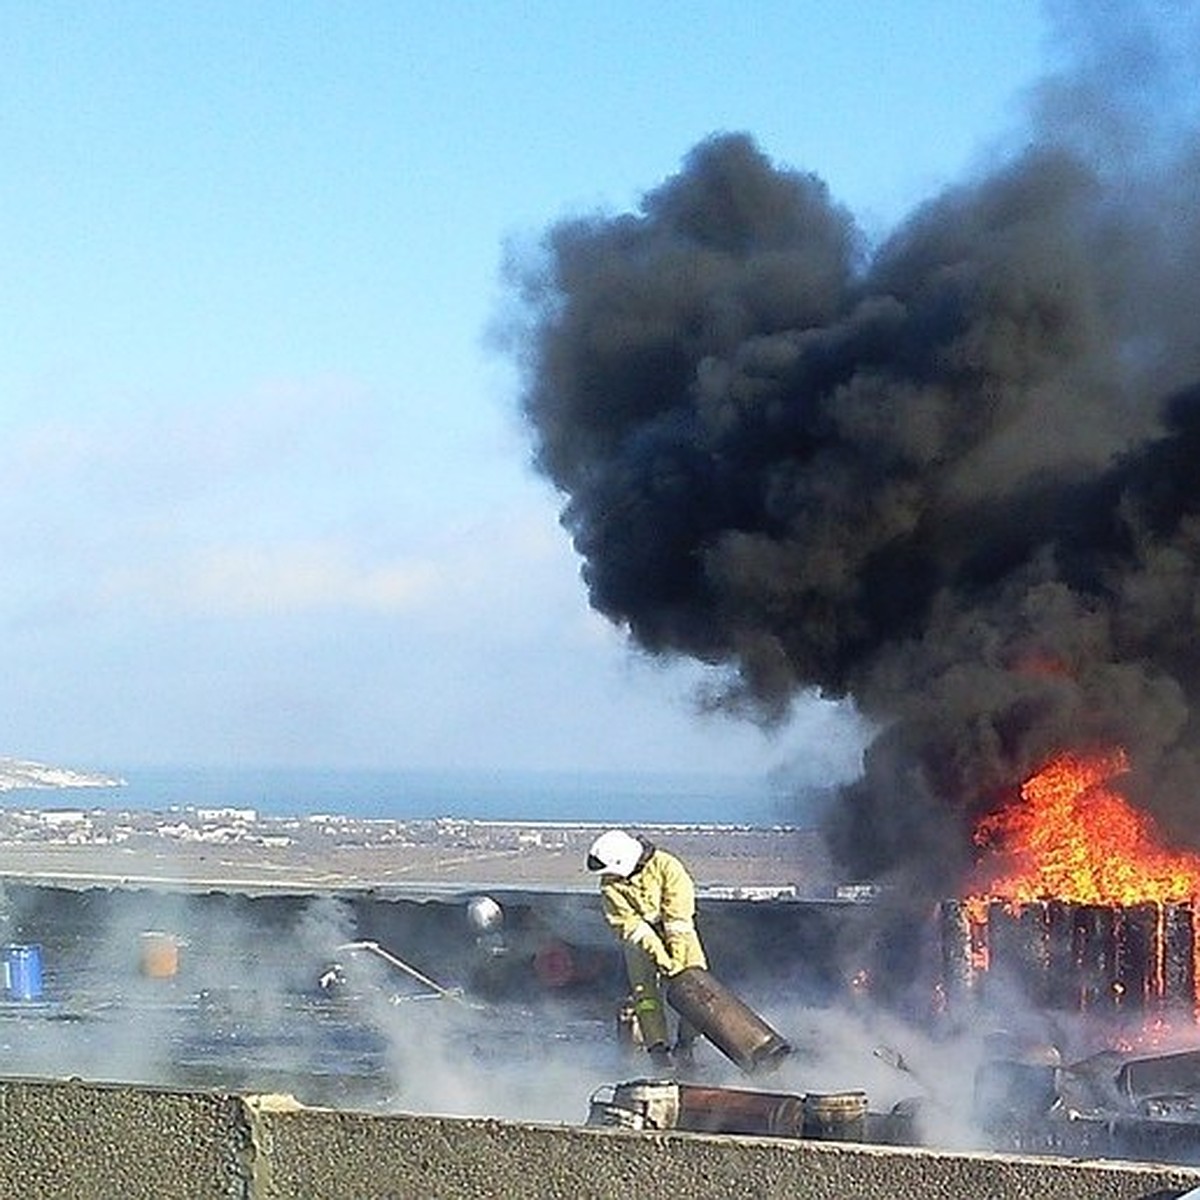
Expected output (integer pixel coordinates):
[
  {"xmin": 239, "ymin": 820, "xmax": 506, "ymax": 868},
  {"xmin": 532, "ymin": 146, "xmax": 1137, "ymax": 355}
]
[{"xmin": 586, "ymin": 829, "xmax": 707, "ymax": 1068}]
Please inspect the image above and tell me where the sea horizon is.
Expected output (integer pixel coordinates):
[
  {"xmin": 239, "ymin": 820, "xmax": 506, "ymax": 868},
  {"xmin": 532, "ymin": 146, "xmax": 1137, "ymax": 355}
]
[{"xmin": 6, "ymin": 764, "xmax": 827, "ymax": 828}]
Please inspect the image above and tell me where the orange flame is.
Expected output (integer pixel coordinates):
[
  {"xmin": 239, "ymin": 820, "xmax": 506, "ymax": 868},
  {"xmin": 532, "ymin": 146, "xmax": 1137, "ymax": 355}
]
[{"xmin": 971, "ymin": 749, "xmax": 1200, "ymax": 905}]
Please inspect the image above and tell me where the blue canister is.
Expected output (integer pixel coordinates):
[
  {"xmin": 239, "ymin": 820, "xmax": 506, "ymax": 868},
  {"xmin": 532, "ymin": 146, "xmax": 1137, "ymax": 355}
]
[{"xmin": 3, "ymin": 943, "xmax": 44, "ymax": 1001}]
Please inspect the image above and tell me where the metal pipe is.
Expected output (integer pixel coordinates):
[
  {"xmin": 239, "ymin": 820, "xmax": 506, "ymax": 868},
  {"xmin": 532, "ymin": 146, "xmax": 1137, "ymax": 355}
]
[{"xmin": 335, "ymin": 940, "xmax": 464, "ymax": 1002}]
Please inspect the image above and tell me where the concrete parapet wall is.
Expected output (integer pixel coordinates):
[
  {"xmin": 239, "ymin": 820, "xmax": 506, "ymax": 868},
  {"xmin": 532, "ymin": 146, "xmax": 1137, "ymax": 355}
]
[
  {"xmin": 0, "ymin": 1079, "xmax": 253, "ymax": 1199},
  {"xmin": 255, "ymin": 1111, "xmax": 1200, "ymax": 1200},
  {"xmin": 2, "ymin": 1078, "xmax": 1200, "ymax": 1200}
]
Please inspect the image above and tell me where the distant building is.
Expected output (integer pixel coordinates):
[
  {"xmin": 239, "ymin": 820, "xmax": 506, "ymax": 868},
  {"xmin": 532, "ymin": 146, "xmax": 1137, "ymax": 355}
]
[
  {"xmin": 195, "ymin": 807, "xmax": 257, "ymax": 823},
  {"xmin": 702, "ymin": 885, "xmax": 798, "ymax": 901},
  {"xmin": 835, "ymin": 883, "xmax": 881, "ymax": 902}
]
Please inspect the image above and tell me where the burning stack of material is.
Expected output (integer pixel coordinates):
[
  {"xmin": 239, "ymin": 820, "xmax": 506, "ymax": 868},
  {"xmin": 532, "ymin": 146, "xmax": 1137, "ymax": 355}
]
[
  {"xmin": 940, "ymin": 897, "xmax": 1197, "ymax": 1017},
  {"xmin": 939, "ymin": 750, "xmax": 1200, "ymax": 1021}
]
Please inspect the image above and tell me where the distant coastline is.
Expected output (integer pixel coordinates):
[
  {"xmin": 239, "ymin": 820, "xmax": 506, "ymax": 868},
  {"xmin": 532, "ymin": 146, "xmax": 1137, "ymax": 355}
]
[
  {"xmin": 0, "ymin": 757, "xmax": 123, "ymax": 793},
  {"xmin": 0, "ymin": 763, "xmax": 828, "ymax": 828}
]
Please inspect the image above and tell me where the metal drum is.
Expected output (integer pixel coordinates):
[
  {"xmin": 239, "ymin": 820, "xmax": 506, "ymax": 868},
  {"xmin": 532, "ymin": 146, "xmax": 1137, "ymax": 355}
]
[
  {"xmin": 3, "ymin": 944, "xmax": 43, "ymax": 1001},
  {"xmin": 803, "ymin": 1091, "xmax": 869, "ymax": 1142}
]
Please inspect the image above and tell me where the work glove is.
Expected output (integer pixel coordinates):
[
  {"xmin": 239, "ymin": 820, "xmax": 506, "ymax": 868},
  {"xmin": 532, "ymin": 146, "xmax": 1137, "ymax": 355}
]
[
  {"xmin": 663, "ymin": 936, "xmax": 692, "ymax": 976},
  {"xmin": 628, "ymin": 926, "xmax": 673, "ymax": 975},
  {"xmin": 660, "ymin": 948, "xmax": 689, "ymax": 977},
  {"xmin": 647, "ymin": 939, "xmax": 674, "ymax": 976}
]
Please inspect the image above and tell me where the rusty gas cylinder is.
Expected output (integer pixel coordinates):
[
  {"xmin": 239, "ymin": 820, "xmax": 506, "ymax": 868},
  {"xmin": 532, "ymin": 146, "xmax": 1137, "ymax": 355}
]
[
  {"xmin": 665, "ymin": 966, "xmax": 791, "ymax": 1074},
  {"xmin": 676, "ymin": 1083, "xmax": 806, "ymax": 1137}
]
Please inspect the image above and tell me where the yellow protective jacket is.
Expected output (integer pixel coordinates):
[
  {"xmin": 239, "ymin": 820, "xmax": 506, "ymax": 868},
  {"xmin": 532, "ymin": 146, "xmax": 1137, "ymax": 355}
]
[{"xmin": 599, "ymin": 846, "xmax": 708, "ymax": 976}]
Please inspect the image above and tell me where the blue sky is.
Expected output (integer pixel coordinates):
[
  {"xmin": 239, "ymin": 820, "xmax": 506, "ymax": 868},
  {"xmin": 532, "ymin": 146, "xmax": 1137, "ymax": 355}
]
[{"xmin": 0, "ymin": 2, "xmax": 1049, "ymax": 780}]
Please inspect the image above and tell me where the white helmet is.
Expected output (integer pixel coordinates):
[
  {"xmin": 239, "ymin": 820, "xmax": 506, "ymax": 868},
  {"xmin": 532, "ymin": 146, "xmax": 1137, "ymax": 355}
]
[{"xmin": 587, "ymin": 829, "xmax": 643, "ymax": 878}]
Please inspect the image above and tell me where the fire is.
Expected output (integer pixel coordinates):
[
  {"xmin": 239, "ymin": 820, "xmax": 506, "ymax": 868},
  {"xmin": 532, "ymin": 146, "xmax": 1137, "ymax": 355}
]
[
  {"xmin": 971, "ymin": 749, "xmax": 1200, "ymax": 906},
  {"xmin": 940, "ymin": 750, "xmax": 1200, "ymax": 1025}
]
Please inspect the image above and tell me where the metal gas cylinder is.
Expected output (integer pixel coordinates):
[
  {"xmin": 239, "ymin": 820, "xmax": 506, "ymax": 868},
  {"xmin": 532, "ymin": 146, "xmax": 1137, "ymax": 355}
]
[
  {"xmin": 665, "ymin": 966, "xmax": 791, "ymax": 1075},
  {"xmin": 676, "ymin": 1083, "xmax": 806, "ymax": 1137}
]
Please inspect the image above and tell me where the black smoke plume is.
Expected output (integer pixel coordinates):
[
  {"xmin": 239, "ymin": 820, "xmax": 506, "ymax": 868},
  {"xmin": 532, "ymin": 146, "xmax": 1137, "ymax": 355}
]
[{"xmin": 506, "ymin": 6, "xmax": 1200, "ymax": 901}]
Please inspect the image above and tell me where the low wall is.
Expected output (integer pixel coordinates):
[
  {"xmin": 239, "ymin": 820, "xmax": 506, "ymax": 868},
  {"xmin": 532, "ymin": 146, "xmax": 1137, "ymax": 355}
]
[{"xmin": 1, "ymin": 1078, "xmax": 1199, "ymax": 1200}]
